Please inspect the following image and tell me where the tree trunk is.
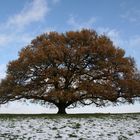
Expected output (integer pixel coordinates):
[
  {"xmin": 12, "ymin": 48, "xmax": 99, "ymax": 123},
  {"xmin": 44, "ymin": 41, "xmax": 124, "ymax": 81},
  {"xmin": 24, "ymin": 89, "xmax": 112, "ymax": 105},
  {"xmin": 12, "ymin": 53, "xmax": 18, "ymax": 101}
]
[{"xmin": 57, "ymin": 105, "xmax": 67, "ymax": 114}]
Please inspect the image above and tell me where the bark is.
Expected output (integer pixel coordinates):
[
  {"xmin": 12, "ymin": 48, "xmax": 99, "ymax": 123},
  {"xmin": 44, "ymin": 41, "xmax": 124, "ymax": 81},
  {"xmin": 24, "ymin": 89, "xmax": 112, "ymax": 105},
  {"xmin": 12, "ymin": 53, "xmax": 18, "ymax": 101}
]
[{"xmin": 57, "ymin": 104, "xmax": 67, "ymax": 114}]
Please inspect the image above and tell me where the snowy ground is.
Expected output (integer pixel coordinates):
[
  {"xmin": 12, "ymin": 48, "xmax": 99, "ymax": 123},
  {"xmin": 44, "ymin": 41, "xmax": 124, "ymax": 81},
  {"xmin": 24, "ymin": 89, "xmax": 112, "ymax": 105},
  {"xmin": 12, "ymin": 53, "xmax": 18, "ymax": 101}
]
[{"xmin": 0, "ymin": 113, "xmax": 140, "ymax": 140}]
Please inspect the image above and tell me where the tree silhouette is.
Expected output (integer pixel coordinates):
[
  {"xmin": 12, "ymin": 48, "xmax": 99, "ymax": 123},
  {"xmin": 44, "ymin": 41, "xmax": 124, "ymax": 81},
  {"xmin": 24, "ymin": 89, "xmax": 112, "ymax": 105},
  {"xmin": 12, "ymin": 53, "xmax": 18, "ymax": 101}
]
[{"xmin": 0, "ymin": 29, "xmax": 140, "ymax": 114}]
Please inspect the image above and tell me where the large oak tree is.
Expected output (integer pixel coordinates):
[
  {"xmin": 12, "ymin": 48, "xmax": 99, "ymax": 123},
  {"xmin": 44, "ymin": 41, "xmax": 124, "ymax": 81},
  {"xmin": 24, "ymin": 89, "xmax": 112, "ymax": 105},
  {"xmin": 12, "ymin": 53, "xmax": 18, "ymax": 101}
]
[{"xmin": 0, "ymin": 29, "xmax": 140, "ymax": 114}]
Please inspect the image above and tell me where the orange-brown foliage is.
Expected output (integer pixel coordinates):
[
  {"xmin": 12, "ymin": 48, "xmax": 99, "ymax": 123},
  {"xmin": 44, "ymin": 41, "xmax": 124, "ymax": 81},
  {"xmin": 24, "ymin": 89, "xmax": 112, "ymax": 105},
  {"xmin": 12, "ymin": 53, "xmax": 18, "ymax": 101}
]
[{"xmin": 0, "ymin": 29, "xmax": 140, "ymax": 113}]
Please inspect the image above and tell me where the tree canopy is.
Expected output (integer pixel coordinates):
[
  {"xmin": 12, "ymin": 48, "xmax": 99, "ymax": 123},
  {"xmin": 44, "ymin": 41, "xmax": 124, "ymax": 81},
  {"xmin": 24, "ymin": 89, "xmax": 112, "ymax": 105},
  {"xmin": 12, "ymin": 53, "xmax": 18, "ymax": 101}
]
[{"xmin": 0, "ymin": 29, "xmax": 140, "ymax": 114}]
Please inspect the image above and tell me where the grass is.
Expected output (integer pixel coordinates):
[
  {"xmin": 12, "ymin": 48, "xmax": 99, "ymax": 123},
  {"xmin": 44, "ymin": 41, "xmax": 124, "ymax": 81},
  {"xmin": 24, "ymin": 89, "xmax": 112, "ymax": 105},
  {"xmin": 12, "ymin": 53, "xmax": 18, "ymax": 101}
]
[
  {"xmin": 0, "ymin": 112, "xmax": 140, "ymax": 119},
  {"xmin": 0, "ymin": 113, "xmax": 139, "ymax": 139},
  {"xmin": 68, "ymin": 133, "xmax": 78, "ymax": 138}
]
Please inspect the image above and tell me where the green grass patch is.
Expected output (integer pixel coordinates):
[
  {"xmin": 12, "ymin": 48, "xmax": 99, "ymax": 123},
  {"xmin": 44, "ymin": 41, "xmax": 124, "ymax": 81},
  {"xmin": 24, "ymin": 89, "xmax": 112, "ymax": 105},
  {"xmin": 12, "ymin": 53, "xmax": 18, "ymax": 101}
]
[{"xmin": 0, "ymin": 112, "xmax": 139, "ymax": 119}]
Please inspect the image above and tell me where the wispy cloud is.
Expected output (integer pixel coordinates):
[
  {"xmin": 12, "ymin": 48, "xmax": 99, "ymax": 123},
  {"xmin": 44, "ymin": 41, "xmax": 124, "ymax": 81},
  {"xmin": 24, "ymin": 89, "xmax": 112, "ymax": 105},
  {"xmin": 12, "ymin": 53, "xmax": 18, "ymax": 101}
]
[
  {"xmin": 121, "ymin": 9, "xmax": 140, "ymax": 23},
  {"xmin": 125, "ymin": 36, "xmax": 140, "ymax": 68},
  {"xmin": 67, "ymin": 15, "xmax": 96, "ymax": 30},
  {"xmin": 0, "ymin": 0, "xmax": 49, "ymax": 47},
  {"xmin": 125, "ymin": 36, "xmax": 140, "ymax": 57},
  {"xmin": 52, "ymin": 0, "xmax": 60, "ymax": 4},
  {"xmin": 0, "ymin": 64, "xmax": 6, "ymax": 80},
  {"xmin": 0, "ymin": 0, "xmax": 53, "ymax": 80},
  {"xmin": 97, "ymin": 27, "xmax": 140, "ymax": 49},
  {"xmin": 97, "ymin": 27, "xmax": 121, "ymax": 46},
  {"xmin": 6, "ymin": 0, "xmax": 49, "ymax": 30},
  {"xmin": 67, "ymin": 16, "xmax": 120, "ymax": 45},
  {"xmin": 0, "ymin": 35, "xmax": 12, "ymax": 46}
]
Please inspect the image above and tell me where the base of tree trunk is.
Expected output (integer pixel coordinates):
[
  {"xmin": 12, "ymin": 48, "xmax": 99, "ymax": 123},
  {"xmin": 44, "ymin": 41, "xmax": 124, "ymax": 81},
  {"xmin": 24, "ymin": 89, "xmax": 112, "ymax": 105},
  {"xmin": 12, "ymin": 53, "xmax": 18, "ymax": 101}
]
[{"xmin": 57, "ymin": 107, "xmax": 67, "ymax": 114}]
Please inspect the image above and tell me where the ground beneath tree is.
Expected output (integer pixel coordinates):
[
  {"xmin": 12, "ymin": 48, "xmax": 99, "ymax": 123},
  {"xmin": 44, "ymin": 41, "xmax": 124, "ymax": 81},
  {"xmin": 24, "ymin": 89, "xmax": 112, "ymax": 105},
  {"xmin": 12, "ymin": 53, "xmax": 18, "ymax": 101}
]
[{"xmin": 0, "ymin": 113, "xmax": 140, "ymax": 140}]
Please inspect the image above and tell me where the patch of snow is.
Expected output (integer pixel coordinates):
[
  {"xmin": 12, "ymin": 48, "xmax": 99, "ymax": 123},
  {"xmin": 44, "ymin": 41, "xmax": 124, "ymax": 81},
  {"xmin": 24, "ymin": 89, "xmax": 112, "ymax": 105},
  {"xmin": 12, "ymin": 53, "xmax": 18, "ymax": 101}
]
[{"xmin": 0, "ymin": 114, "xmax": 140, "ymax": 139}]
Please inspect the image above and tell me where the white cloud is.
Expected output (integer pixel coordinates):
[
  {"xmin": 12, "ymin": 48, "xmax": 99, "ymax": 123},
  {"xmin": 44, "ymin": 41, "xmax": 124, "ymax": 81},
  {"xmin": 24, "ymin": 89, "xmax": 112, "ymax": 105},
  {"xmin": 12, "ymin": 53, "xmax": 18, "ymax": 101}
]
[
  {"xmin": 0, "ymin": 0, "xmax": 49, "ymax": 47},
  {"xmin": 125, "ymin": 36, "xmax": 140, "ymax": 67},
  {"xmin": 0, "ymin": 0, "xmax": 51, "ymax": 82},
  {"xmin": 98, "ymin": 28, "xmax": 119, "ymax": 39},
  {"xmin": 97, "ymin": 27, "xmax": 123, "ymax": 47},
  {"xmin": 0, "ymin": 33, "xmax": 34, "ymax": 48},
  {"xmin": 97, "ymin": 27, "xmax": 140, "ymax": 49},
  {"xmin": 0, "ymin": 35, "xmax": 12, "ymax": 46},
  {"xmin": 0, "ymin": 101, "xmax": 57, "ymax": 114},
  {"xmin": 121, "ymin": 9, "xmax": 140, "ymax": 23},
  {"xmin": 67, "ymin": 16, "xmax": 121, "ymax": 46},
  {"xmin": 0, "ymin": 64, "xmax": 6, "ymax": 80},
  {"xmin": 52, "ymin": 0, "xmax": 60, "ymax": 4},
  {"xmin": 67, "ymin": 15, "xmax": 96, "ymax": 30},
  {"xmin": 6, "ymin": 0, "xmax": 49, "ymax": 30},
  {"xmin": 128, "ymin": 36, "xmax": 140, "ymax": 48}
]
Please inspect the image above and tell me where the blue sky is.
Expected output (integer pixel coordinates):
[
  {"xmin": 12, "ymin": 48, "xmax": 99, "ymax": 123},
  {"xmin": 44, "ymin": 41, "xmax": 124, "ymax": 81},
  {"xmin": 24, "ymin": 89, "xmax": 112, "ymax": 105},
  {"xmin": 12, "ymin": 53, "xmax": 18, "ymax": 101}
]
[{"xmin": 0, "ymin": 0, "xmax": 140, "ymax": 113}]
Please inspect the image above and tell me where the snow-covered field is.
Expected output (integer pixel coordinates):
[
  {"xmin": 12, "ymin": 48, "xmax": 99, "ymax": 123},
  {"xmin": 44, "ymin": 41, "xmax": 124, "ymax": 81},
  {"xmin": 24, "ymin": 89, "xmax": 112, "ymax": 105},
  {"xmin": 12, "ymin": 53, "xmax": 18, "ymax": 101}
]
[{"xmin": 0, "ymin": 113, "xmax": 140, "ymax": 140}]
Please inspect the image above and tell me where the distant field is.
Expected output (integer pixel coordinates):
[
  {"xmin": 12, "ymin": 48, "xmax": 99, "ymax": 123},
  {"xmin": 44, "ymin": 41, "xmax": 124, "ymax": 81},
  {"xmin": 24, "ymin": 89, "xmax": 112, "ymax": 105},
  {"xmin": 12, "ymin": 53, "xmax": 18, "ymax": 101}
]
[{"xmin": 0, "ymin": 113, "xmax": 140, "ymax": 140}]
